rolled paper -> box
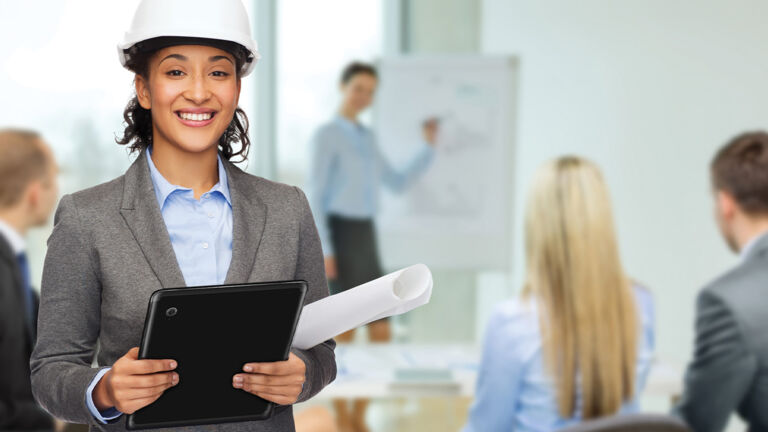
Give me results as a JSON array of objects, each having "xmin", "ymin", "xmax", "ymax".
[{"xmin": 291, "ymin": 264, "xmax": 433, "ymax": 350}]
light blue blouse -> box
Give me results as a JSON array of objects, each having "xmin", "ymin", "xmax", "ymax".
[
  {"xmin": 309, "ymin": 115, "xmax": 434, "ymax": 255},
  {"xmin": 86, "ymin": 148, "xmax": 233, "ymax": 423},
  {"xmin": 463, "ymin": 286, "xmax": 655, "ymax": 432}
]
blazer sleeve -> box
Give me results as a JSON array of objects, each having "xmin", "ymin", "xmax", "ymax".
[
  {"xmin": 29, "ymin": 194, "xmax": 109, "ymax": 426},
  {"xmin": 289, "ymin": 186, "xmax": 337, "ymax": 403},
  {"xmin": 673, "ymin": 290, "xmax": 758, "ymax": 432}
]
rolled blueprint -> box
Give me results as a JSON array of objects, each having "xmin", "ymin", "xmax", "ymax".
[{"xmin": 291, "ymin": 263, "xmax": 433, "ymax": 350}]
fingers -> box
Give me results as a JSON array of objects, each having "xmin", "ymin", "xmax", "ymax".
[
  {"xmin": 125, "ymin": 358, "xmax": 177, "ymax": 375},
  {"xmin": 243, "ymin": 353, "xmax": 305, "ymax": 376},
  {"xmin": 237, "ymin": 382, "xmax": 303, "ymax": 399},
  {"xmin": 126, "ymin": 347, "xmax": 140, "ymax": 360},
  {"xmin": 113, "ymin": 371, "xmax": 178, "ymax": 389},
  {"xmin": 123, "ymin": 380, "xmax": 177, "ymax": 400},
  {"xmin": 116, "ymin": 394, "xmax": 164, "ymax": 415},
  {"xmin": 252, "ymin": 391, "xmax": 299, "ymax": 406},
  {"xmin": 113, "ymin": 379, "xmax": 176, "ymax": 403},
  {"xmin": 118, "ymin": 347, "xmax": 177, "ymax": 375},
  {"xmin": 233, "ymin": 373, "xmax": 304, "ymax": 387},
  {"xmin": 242, "ymin": 361, "xmax": 289, "ymax": 375}
]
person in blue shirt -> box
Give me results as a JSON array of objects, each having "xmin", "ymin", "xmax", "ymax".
[
  {"xmin": 309, "ymin": 62, "xmax": 437, "ymax": 432},
  {"xmin": 463, "ymin": 156, "xmax": 655, "ymax": 432}
]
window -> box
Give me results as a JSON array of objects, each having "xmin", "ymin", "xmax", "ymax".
[{"xmin": 275, "ymin": 0, "xmax": 383, "ymax": 187}]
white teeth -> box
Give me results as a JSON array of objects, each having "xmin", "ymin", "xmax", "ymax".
[{"xmin": 179, "ymin": 112, "xmax": 212, "ymax": 121}]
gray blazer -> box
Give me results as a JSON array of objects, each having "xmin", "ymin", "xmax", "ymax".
[
  {"xmin": 674, "ymin": 233, "xmax": 768, "ymax": 432},
  {"xmin": 30, "ymin": 151, "xmax": 336, "ymax": 431}
]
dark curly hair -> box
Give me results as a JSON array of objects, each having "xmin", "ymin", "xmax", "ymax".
[{"xmin": 116, "ymin": 37, "xmax": 251, "ymax": 162}]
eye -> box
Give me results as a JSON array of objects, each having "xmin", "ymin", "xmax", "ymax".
[
  {"xmin": 211, "ymin": 71, "xmax": 230, "ymax": 77},
  {"xmin": 166, "ymin": 69, "xmax": 184, "ymax": 77}
]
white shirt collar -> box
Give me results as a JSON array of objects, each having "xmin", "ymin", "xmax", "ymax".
[
  {"xmin": 739, "ymin": 229, "xmax": 768, "ymax": 262},
  {"xmin": 0, "ymin": 218, "xmax": 25, "ymax": 255}
]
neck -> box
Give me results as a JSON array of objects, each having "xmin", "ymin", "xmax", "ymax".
[
  {"xmin": 734, "ymin": 216, "xmax": 768, "ymax": 252},
  {"xmin": 0, "ymin": 210, "xmax": 28, "ymax": 237},
  {"xmin": 151, "ymin": 143, "xmax": 219, "ymax": 200},
  {"xmin": 339, "ymin": 106, "xmax": 359, "ymax": 122}
]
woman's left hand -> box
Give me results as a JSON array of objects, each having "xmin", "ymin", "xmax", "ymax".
[{"xmin": 233, "ymin": 352, "xmax": 306, "ymax": 405}]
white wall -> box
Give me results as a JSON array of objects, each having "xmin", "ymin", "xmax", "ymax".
[{"xmin": 481, "ymin": 0, "xmax": 768, "ymax": 370}]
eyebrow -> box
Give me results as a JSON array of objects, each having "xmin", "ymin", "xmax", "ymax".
[
  {"xmin": 159, "ymin": 54, "xmax": 187, "ymax": 65},
  {"xmin": 209, "ymin": 55, "xmax": 234, "ymax": 65},
  {"xmin": 158, "ymin": 54, "xmax": 234, "ymax": 66}
]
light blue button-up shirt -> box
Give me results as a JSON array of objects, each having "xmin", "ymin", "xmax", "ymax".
[
  {"xmin": 309, "ymin": 115, "xmax": 435, "ymax": 255},
  {"xmin": 463, "ymin": 286, "xmax": 655, "ymax": 432},
  {"xmin": 86, "ymin": 148, "xmax": 233, "ymax": 423}
]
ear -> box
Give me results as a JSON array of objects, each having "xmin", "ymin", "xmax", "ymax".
[
  {"xmin": 134, "ymin": 74, "xmax": 152, "ymax": 110},
  {"xmin": 717, "ymin": 190, "xmax": 736, "ymax": 220},
  {"xmin": 25, "ymin": 181, "xmax": 41, "ymax": 209}
]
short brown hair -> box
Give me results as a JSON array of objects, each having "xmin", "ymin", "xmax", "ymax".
[
  {"xmin": 711, "ymin": 131, "xmax": 768, "ymax": 215},
  {"xmin": 0, "ymin": 129, "xmax": 50, "ymax": 209},
  {"xmin": 340, "ymin": 61, "xmax": 377, "ymax": 84}
]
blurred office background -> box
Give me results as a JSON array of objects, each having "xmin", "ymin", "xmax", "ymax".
[{"xmin": 2, "ymin": 0, "xmax": 767, "ymax": 430}]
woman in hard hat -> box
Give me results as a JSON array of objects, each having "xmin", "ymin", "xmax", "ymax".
[
  {"xmin": 29, "ymin": 0, "xmax": 335, "ymax": 430},
  {"xmin": 308, "ymin": 62, "xmax": 437, "ymax": 432}
]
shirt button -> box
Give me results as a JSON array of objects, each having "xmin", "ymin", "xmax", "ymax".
[
  {"xmin": 202, "ymin": 242, "xmax": 209, "ymax": 249},
  {"xmin": 208, "ymin": 212, "xmax": 215, "ymax": 218}
]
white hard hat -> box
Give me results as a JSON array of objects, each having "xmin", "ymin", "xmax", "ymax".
[{"xmin": 118, "ymin": 0, "xmax": 260, "ymax": 77}]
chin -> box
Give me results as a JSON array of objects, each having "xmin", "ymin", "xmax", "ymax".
[
  {"xmin": 170, "ymin": 129, "xmax": 223, "ymax": 154},
  {"xmin": 175, "ymin": 139, "xmax": 220, "ymax": 154}
]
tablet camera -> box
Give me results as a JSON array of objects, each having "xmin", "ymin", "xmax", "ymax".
[{"xmin": 165, "ymin": 307, "xmax": 178, "ymax": 317}]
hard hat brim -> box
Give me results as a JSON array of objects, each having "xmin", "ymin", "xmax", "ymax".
[{"xmin": 118, "ymin": 31, "xmax": 260, "ymax": 77}]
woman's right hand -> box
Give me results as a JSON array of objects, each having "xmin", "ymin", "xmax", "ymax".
[
  {"xmin": 324, "ymin": 256, "xmax": 337, "ymax": 280},
  {"xmin": 92, "ymin": 347, "xmax": 178, "ymax": 414}
]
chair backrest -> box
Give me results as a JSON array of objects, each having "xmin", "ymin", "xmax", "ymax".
[{"xmin": 556, "ymin": 414, "xmax": 691, "ymax": 432}]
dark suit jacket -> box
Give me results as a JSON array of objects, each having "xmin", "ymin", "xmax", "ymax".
[
  {"xmin": 0, "ymin": 233, "xmax": 53, "ymax": 430},
  {"xmin": 30, "ymin": 151, "xmax": 336, "ymax": 431},
  {"xmin": 674, "ymin": 233, "xmax": 768, "ymax": 432}
]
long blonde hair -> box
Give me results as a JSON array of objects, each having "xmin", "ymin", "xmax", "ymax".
[{"xmin": 523, "ymin": 156, "xmax": 637, "ymax": 419}]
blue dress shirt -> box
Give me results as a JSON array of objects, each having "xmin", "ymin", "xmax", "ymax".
[
  {"xmin": 463, "ymin": 286, "xmax": 655, "ymax": 432},
  {"xmin": 309, "ymin": 115, "xmax": 435, "ymax": 255},
  {"xmin": 86, "ymin": 148, "xmax": 233, "ymax": 423}
]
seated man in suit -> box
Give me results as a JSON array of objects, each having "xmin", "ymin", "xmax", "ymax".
[
  {"xmin": 0, "ymin": 129, "xmax": 59, "ymax": 430},
  {"xmin": 675, "ymin": 131, "xmax": 768, "ymax": 431}
]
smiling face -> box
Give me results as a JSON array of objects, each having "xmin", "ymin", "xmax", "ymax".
[{"xmin": 134, "ymin": 44, "xmax": 241, "ymax": 155}]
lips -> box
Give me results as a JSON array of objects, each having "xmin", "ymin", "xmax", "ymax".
[{"xmin": 175, "ymin": 109, "xmax": 217, "ymax": 127}]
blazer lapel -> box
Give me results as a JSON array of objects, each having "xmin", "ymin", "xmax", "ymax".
[
  {"xmin": 119, "ymin": 151, "xmax": 186, "ymax": 289},
  {"xmin": 222, "ymin": 161, "xmax": 266, "ymax": 284}
]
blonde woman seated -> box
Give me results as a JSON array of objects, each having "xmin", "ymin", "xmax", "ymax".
[{"xmin": 463, "ymin": 156, "xmax": 654, "ymax": 431}]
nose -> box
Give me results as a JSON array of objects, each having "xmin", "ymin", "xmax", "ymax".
[{"xmin": 183, "ymin": 74, "xmax": 211, "ymax": 105}]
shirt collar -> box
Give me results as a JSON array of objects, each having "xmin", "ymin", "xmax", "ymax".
[
  {"xmin": 146, "ymin": 147, "xmax": 232, "ymax": 209},
  {"xmin": 0, "ymin": 218, "xmax": 25, "ymax": 254},
  {"xmin": 334, "ymin": 114, "xmax": 366, "ymax": 135},
  {"xmin": 739, "ymin": 229, "xmax": 768, "ymax": 262}
]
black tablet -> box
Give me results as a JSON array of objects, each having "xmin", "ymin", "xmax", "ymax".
[{"xmin": 126, "ymin": 280, "xmax": 307, "ymax": 430}]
